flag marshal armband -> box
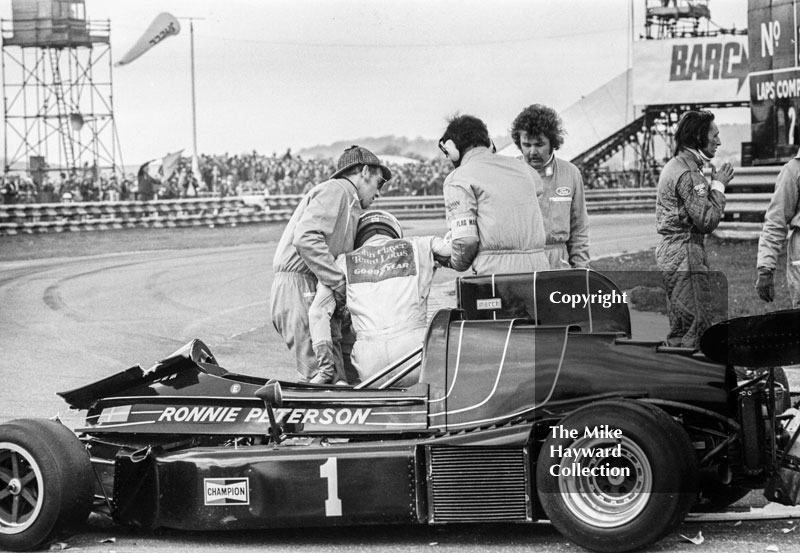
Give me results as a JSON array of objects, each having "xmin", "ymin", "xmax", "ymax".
[{"xmin": 450, "ymin": 216, "xmax": 478, "ymax": 239}]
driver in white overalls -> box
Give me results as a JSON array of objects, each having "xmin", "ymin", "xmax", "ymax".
[{"xmin": 308, "ymin": 211, "xmax": 451, "ymax": 385}]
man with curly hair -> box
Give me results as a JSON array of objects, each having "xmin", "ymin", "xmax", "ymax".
[
  {"xmin": 439, "ymin": 113, "xmax": 549, "ymax": 274},
  {"xmin": 511, "ymin": 104, "xmax": 590, "ymax": 269}
]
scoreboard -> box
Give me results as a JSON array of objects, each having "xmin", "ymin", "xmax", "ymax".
[{"xmin": 749, "ymin": 0, "xmax": 800, "ymax": 163}]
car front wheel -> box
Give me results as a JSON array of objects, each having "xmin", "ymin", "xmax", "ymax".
[{"xmin": 0, "ymin": 419, "xmax": 93, "ymax": 551}]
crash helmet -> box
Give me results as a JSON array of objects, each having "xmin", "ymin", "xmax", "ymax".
[{"xmin": 355, "ymin": 210, "xmax": 403, "ymax": 248}]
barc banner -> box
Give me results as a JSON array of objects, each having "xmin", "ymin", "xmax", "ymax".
[
  {"xmin": 633, "ymin": 35, "xmax": 749, "ymax": 105},
  {"xmin": 116, "ymin": 13, "xmax": 181, "ymax": 67}
]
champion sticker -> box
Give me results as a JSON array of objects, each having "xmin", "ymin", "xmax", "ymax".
[
  {"xmin": 204, "ymin": 478, "xmax": 250, "ymax": 506},
  {"xmin": 555, "ymin": 186, "xmax": 571, "ymax": 196}
]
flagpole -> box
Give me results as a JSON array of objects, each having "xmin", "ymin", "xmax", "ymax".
[
  {"xmin": 190, "ymin": 20, "xmax": 199, "ymax": 181},
  {"xmin": 179, "ymin": 17, "xmax": 204, "ymax": 184}
]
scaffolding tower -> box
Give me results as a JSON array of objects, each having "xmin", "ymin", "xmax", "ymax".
[
  {"xmin": 574, "ymin": 1, "xmax": 746, "ymax": 187},
  {"xmin": 643, "ymin": 0, "xmax": 713, "ymax": 40},
  {"xmin": 638, "ymin": 1, "xmax": 746, "ymax": 173},
  {"xmin": 1, "ymin": 0, "xmax": 123, "ymax": 191}
]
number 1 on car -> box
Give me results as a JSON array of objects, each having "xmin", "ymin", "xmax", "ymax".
[{"xmin": 319, "ymin": 457, "xmax": 342, "ymax": 516}]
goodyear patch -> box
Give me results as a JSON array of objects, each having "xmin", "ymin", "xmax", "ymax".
[
  {"xmin": 204, "ymin": 478, "xmax": 249, "ymax": 506},
  {"xmin": 346, "ymin": 239, "xmax": 417, "ymax": 284},
  {"xmin": 555, "ymin": 186, "xmax": 571, "ymax": 196}
]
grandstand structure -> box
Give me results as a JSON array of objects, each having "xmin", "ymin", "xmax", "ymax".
[
  {"xmin": 1, "ymin": 0, "xmax": 123, "ymax": 186},
  {"xmin": 550, "ymin": 0, "xmax": 748, "ymax": 187}
]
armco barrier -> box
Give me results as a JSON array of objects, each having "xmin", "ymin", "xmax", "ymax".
[
  {"xmin": 0, "ymin": 166, "xmax": 783, "ymax": 236},
  {"xmin": 724, "ymin": 166, "xmax": 780, "ymax": 192},
  {"xmin": 0, "ymin": 196, "xmax": 297, "ymax": 235}
]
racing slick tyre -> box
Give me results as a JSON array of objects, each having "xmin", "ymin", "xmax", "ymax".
[
  {"xmin": 536, "ymin": 400, "xmax": 698, "ymax": 553},
  {"xmin": 0, "ymin": 419, "xmax": 94, "ymax": 551}
]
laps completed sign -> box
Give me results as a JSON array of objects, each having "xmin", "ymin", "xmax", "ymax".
[
  {"xmin": 633, "ymin": 36, "xmax": 749, "ymax": 106},
  {"xmin": 746, "ymin": 0, "xmax": 800, "ymax": 164}
]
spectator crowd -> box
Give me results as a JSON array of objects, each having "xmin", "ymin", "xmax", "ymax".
[
  {"xmin": 196, "ymin": 149, "xmax": 451, "ymax": 198},
  {"xmin": 0, "ymin": 163, "xmax": 136, "ymax": 205},
  {"xmin": 0, "ymin": 149, "xmax": 454, "ymax": 204}
]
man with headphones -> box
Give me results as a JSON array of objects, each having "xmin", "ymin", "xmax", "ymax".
[
  {"xmin": 271, "ymin": 145, "xmax": 391, "ymax": 382},
  {"xmin": 655, "ymin": 110, "xmax": 734, "ymax": 348},
  {"xmin": 307, "ymin": 210, "xmax": 451, "ymax": 385},
  {"xmin": 439, "ymin": 114, "xmax": 550, "ymax": 274},
  {"xmin": 511, "ymin": 104, "xmax": 590, "ymax": 269}
]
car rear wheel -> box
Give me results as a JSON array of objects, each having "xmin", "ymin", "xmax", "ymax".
[
  {"xmin": 536, "ymin": 400, "xmax": 698, "ymax": 553},
  {"xmin": 0, "ymin": 419, "xmax": 94, "ymax": 551}
]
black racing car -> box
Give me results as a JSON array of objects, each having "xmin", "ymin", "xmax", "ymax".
[{"xmin": 1, "ymin": 270, "xmax": 799, "ymax": 552}]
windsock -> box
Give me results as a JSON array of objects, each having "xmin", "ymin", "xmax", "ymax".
[{"xmin": 116, "ymin": 13, "xmax": 181, "ymax": 67}]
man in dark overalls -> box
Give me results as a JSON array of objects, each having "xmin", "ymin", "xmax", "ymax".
[{"xmin": 655, "ymin": 110, "xmax": 734, "ymax": 348}]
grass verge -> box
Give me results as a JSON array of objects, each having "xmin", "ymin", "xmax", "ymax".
[{"xmin": 592, "ymin": 235, "xmax": 794, "ymax": 319}]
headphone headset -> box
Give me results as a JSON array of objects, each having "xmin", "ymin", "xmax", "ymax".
[
  {"xmin": 439, "ymin": 135, "xmax": 495, "ymax": 166},
  {"xmin": 439, "ymin": 138, "xmax": 460, "ymax": 163}
]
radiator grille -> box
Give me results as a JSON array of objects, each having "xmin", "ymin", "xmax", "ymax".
[{"xmin": 428, "ymin": 446, "xmax": 530, "ymax": 523}]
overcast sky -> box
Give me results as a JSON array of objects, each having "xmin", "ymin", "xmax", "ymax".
[{"xmin": 1, "ymin": 0, "xmax": 749, "ymax": 165}]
